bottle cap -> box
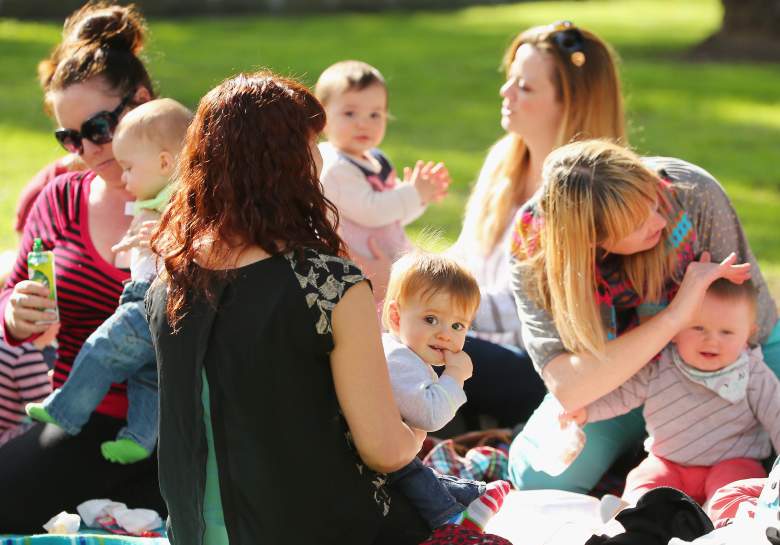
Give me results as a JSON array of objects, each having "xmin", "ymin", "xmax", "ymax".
[{"xmin": 32, "ymin": 238, "xmax": 43, "ymax": 252}]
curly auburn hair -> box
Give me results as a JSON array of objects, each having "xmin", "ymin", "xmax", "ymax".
[{"xmin": 152, "ymin": 71, "xmax": 344, "ymax": 328}]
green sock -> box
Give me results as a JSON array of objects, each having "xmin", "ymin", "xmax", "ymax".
[
  {"xmin": 101, "ymin": 438, "xmax": 151, "ymax": 464},
  {"xmin": 25, "ymin": 402, "xmax": 60, "ymax": 427}
]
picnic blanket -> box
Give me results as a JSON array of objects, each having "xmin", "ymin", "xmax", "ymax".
[{"xmin": 0, "ymin": 534, "xmax": 168, "ymax": 545}]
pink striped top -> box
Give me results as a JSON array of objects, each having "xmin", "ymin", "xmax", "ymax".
[
  {"xmin": 1, "ymin": 171, "xmax": 130, "ymax": 419},
  {"xmin": 0, "ymin": 339, "xmax": 50, "ymax": 441}
]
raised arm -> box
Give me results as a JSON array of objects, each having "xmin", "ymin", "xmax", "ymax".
[
  {"xmin": 321, "ymin": 162, "xmax": 425, "ymax": 228},
  {"xmin": 2, "ymin": 180, "xmax": 63, "ymax": 343},
  {"xmin": 329, "ymin": 280, "xmax": 425, "ymax": 473},
  {"xmin": 385, "ymin": 342, "xmax": 466, "ymax": 432},
  {"xmin": 514, "ymin": 253, "xmax": 751, "ymax": 411}
]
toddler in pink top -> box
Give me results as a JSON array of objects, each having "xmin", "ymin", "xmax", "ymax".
[{"xmin": 314, "ymin": 60, "xmax": 450, "ymax": 262}]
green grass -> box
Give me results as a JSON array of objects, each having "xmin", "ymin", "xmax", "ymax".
[{"xmin": 1, "ymin": 0, "xmax": 779, "ymax": 292}]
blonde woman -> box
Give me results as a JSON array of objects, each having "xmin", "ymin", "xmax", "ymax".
[
  {"xmin": 448, "ymin": 21, "xmax": 626, "ymax": 428},
  {"xmin": 507, "ymin": 140, "xmax": 780, "ymax": 493}
]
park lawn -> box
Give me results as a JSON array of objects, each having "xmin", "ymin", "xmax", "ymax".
[{"xmin": 1, "ymin": 0, "xmax": 779, "ymax": 293}]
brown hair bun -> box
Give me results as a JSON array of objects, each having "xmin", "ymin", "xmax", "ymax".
[
  {"xmin": 63, "ymin": 2, "xmax": 146, "ymax": 56},
  {"xmin": 38, "ymin": 2, "xmax": 154, "ymax": 110}
]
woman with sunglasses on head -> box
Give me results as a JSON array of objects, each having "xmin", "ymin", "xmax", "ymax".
[
  {"xmin": 445, "ymin": 22, "xmax": 625, "ymax": 432},
  {"xmin": 507, "ymin": 139, "xmax": 780, "ymax": 495},
  {"xmin": 0, "ymin": 3, "xmax": 165, "ymax": 531}
]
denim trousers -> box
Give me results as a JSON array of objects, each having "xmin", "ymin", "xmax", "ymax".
[
  {"xmin": 389, "ymin": 457, "xmax": 486, "ymax": 530},
  {"xmin": 43, "ymin": 280, "xmax": 158, "ymax": 451}
]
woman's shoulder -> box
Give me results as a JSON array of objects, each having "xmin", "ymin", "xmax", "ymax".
[
  {"xmin": 40, "ymin": 169, "xmax": 96, "ymax": 207},
  {"xmin": 285, "ymin": 248, "xmax": 362, "ymax": 276},
  {"xmin": 642, "ymin": 156, "xmax": 723, "ymax": 193},
  {"xmin": 50, "ymin": 168, "xmax": 95, "ymax": 187},
  {"xmin": 284, "ymin": 248, "xmax": 367, "ymax": 335},
  {"xmin": 643, "ymin": 156, "xmax": 731, "ymax": 212},
  {"xmin": 475, "ymin": 134, "xmax": 513, "ymax": 180}
]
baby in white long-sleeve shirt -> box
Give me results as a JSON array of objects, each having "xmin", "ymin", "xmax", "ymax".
[
  {"xmin": 380, "ymin": 251, "xmax": 511, "ymax": 532},
  {"xmin": 315, "ymin": 60, "xmax": 450, "ymax": 261}
]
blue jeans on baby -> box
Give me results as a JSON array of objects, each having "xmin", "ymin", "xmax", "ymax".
[
  {"xmin": 41, "ymin": 280, "xmax": 158, "ymax": 452},
  {"xmin": 389, "ymin": 457, "xmax": 486, "ymax": 530}
]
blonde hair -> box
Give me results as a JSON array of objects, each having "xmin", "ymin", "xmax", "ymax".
[
  {"xmin": 381, "ymin": 252, "xmax": 481, "ymax": 331},
  {"xmin": 526, "ymin": 140, "xmax": 674, "ymax": 358},
  {"xmin": 314, "ymin": 60, "xmax": 387, "ymax": 108},
  {"xmin": 464, "ymin": 23, "xmax": 626, "ymax": 254},
  {"xmin": 114, "ymin": 98, "xmax": 192, "ymax": 154}
]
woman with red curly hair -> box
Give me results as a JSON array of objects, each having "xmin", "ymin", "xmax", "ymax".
[{"xmin": 148, "ymin": 72, "xmax": 436, "ymax": 545}]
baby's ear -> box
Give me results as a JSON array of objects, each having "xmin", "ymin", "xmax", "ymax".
[
  {"xmin": 387, "ymin": 300, "xmax": 401, "ymax": 332},
  {"xmin": 748, "ymin": 323, "xmax": 759, "ymax": 346},
  {"xmin": 159, "ymin": 151, "xmax": 175, "ymax": 176}
]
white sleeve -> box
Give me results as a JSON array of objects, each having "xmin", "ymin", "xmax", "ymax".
[
  {"xmin": 471, "ymin": 285, "xmax": 522, "ymax": 335},
  {"xmin": 320, "ymin": 161, "xmax": 426, "ymax": 228},
  {"xmin": 385, "ymin": 343, "xmax": 467, "ymax": 432}
]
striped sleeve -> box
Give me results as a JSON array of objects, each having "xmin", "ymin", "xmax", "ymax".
[
  {"xmin": 586, "ymin": 363, "xmax": 654, "ymax": 422},
  {"xmin": 12, "ymin": 344, "xmax": 50, "ymax": 403},
  {"xmin": 0, "ymin": 340, "xmax": 50, "ymax": 434},
  {"xmin": 747, "ymin": 350, "xmax": 780, "ymax": 454}
]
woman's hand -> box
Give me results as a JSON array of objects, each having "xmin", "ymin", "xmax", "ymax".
[
  {"xmin": 666, "ymin": 252, "xmax": 751, "ymax": 329},
  {"xmin": 31, "ymin": 321, "xmax": 60, "ymax": 350},
  {"xmin": 4, "ymin": 281, "xmax": 58, "ymax": 341}
]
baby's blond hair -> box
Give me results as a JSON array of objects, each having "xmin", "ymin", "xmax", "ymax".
[
  {"xmin": 115, "ymin": 98, "xmax": 192, "ymax": 154},
  {"xmin": 382, "ymin": 252, "xmax": 481, "ymax": 331}
]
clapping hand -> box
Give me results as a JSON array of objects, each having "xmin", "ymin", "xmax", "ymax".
[{"xmin": 404, "ymin": 161, "xmax": 450, "ymax": 204}]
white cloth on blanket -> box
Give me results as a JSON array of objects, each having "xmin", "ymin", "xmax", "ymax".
[
  {"xmin": 485, "ymin": 490, "xmax": 624, "ymax": 545},
  {"xmin": 77, "ymin": 498, "xmax": 162, "ymax": 533},
  {"xmin": 114, "ymin": 507, "xmax": 162, "ymax": 534},
  {"xmin": 668, "ymin": 520, "xmax": 768, "ymax": 544},
  {"xmin": 78, "ymin": 499, "xmax": 127, "ymax": 526},
  {"xmin": 43, "ymin": 511, "xmax": 80, "ymax": 534}
]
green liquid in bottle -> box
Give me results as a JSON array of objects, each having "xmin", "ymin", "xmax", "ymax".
[{"xmin": 27, "ymin": 238, "xmax": 59, "ymax": 322}]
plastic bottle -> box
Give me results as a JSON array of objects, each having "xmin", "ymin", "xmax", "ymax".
[
  {"xmin": 27, "ymin": 237, "xmax": 59, "ymax": 322},
  {"xmin": 516, "ymin": 395, "xmax": 586, "ymax": 476}
]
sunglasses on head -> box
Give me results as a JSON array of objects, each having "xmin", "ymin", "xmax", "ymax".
[
  {"xmin": 546, "ymin": 21, "xmax": 587, "ymax": 67},
  {"xmin": 54, "ymin": 94, "xmax": 133, "ymax": 154}
]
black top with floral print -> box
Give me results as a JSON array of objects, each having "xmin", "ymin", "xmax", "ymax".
[{"xmin": 147, "ymin": 249, "xmax": 398, "ymax": 545}]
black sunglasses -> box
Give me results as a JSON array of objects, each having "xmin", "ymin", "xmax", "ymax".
[
  {"xmin": 54, "ymin": 94, "xmax": 133, "ymax": 154},
  {"xmin": 546, "ymin": 21, "xmax": 587, "ymax": 67}
]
